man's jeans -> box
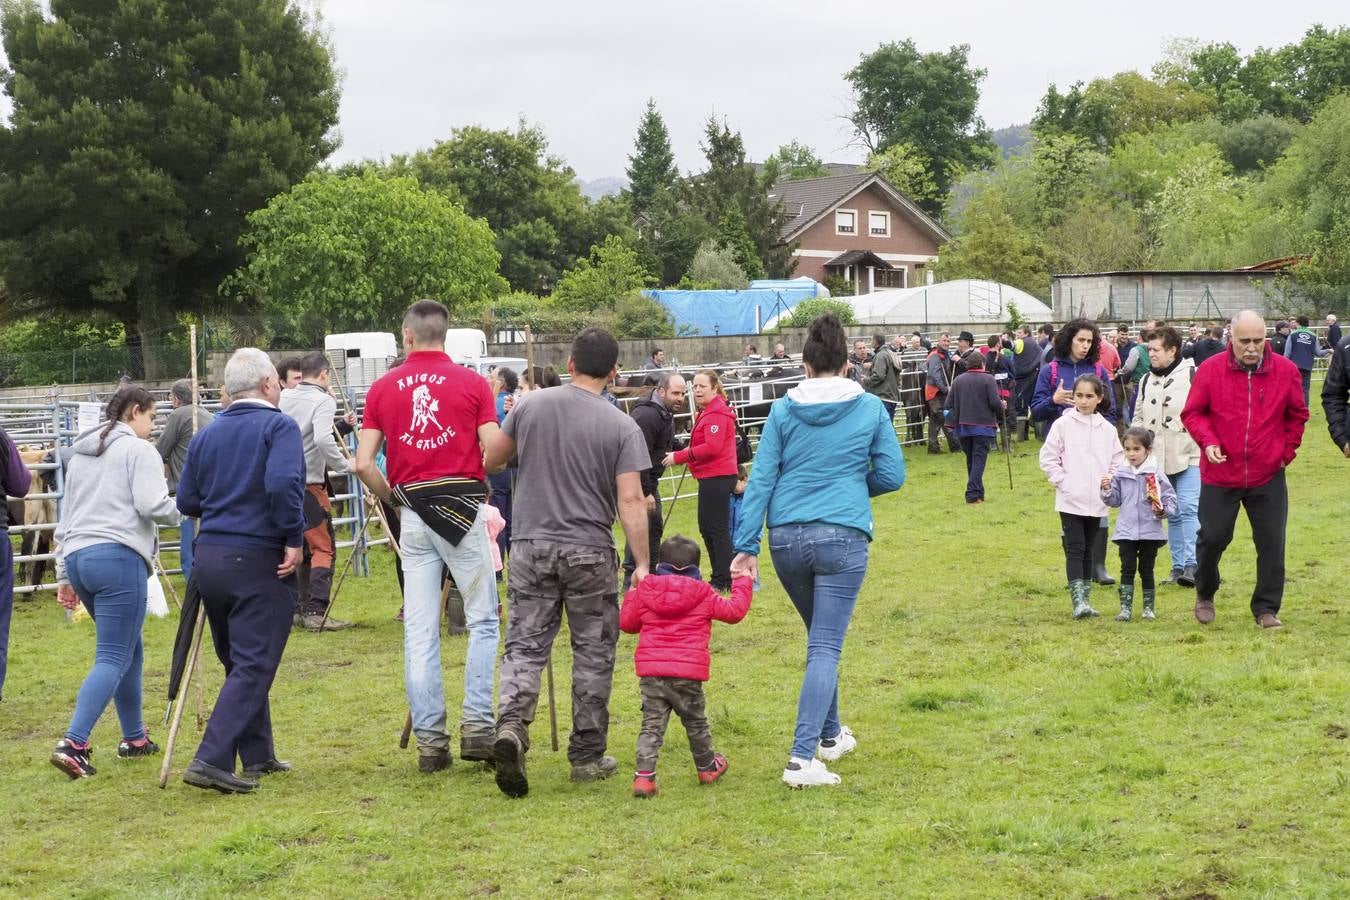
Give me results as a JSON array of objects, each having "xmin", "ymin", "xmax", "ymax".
[
  {"xmin": 623, "ymin": 495, "xmax": 663, "ymax": 586},
  {"xmin": 64, "ymin": 543, "xmax": 150, "ymax": 744},
  {"xmin": 497, "ymin": 540, "xmax": 619, "ymax": 765},
  {"xmin": 1195, "ymin": 470, "xmax": 1289, "ymax": 618},
  {"xmin": 400, "ymin": 505, "xmax": 499, "ymax": 749},
  {"xmin": 1166, "ymin": 465, "xmax": 1200, "ymax": 569},
  {"xmin": 179, "ymin": 516, "xmax": 196, "ymax": 580},
  {"xmin": 768, "ymin": 524, "xmax": 869, "ymax": 761}
]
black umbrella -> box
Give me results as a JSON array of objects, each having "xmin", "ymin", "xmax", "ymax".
[{"xmin": 164, "ymin": 576, "xmax": 203, "ymax": 724}]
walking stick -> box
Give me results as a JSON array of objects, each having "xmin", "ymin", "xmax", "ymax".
[
  {"xmin": 158, "ymin": 607, "xmax": 206, "ymax": 788},
  {"xmin": 1004, "ymin": 410, "xmax": 1015, "ymax": 491},
  {"xmin": 662, "ymin": 465, "xmax": 689, "ymax": 529},
  {"xmin": 546, "ymin": 654, "xmax": 559, "ymax": 751}
]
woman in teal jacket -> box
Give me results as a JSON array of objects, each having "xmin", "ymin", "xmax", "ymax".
[{"xmin": 731, "ymin": 313, "xmax": 904, "ymax": 788}]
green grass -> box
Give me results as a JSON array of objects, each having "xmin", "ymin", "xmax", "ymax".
[{"xmin": 3, "ymin": 407, "xmax": 1348, "ymax": 898}]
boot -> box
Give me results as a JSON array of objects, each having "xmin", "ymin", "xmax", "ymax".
[
  {"xmin": 1069, "ymin": 579, "xmax": 1100, "ymax": 619},
  {"xmin": 1141, "ymin": 589, "xmax": 1156, "ymax": 620},
  {"xmin": 1115, "ymin": 584, "xmax": 1134, "ymax": 621},
  {"xmin": 1016, "ymin": 416, "xmax": 1030, "ymax": 442},
  {"xmin": 1092, "ymin": 531, "xmax": 1115, "ymax": 585}
]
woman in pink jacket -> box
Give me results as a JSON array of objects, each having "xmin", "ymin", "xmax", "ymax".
[
  {"xmin": 1039, "ymin": 374, "xmax": 1124, "ymax": 620},
  {"xmin": 663, "ymin": 370, "xmax": 739, "ymax": 591}
]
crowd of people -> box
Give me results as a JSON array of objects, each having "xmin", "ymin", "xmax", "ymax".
[{"xmin": 3, "ymin": 299, "xmax": 1345, "ymax": 796}]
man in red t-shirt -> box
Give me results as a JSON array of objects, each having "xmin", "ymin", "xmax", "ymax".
[{"xmin": 354, "ymin": 300, "xmax": 501, "ymax": 774}]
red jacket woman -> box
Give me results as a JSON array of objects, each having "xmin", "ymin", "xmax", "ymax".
[
  {"xmin": 664, "ymin": 371, "xmax": 740, "ymax": 590},
  {"xmin": 672, "ymin": 393, "xmax": 738, "ymax": 478},
  {"xmin": 620, "ymin": 572, "xmax": 753, "ymax": 680}
]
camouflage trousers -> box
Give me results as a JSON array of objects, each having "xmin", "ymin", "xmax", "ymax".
[
  {"xmin": 636, "ymin": 676, "xmax": 715, "ymax": 773},
  {"xmin": 496, "ymin": 540, "xmax": 619, "ymax": 765}
]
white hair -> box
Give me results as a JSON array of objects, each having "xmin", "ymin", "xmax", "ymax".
[{"xmin": 224, "ymin": 348, "xmax": 277, "ymax": 398}]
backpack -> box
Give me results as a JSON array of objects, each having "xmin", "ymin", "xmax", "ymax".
[
  {"xmin": 1048, "ymin": 360, "xmax": 1110, "ymax": 400},
  {"xmin": 734, "ymin": 417, "xmax": 753, "ymax": 464}
]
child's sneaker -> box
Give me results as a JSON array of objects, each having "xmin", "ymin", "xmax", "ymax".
[
  {"xmin": 697, "ymin": 753, "xmax": 728, "ymax": 784},
  {"xmin": 632, "ymin": 772, "xmax": 658, "ymax": 798},
  {"xmin": 817, "ymin": 725, "xmax": 856, "ymax": 762},
  {"xmin": 51, "ymin": 739, "xmax": 96, "ymax": 779},
  {"xmin": 117, "ymin": 736, "xmax": 160, "ymax": 758},
  {"xmin": 782, "ymin": 756, "xmax": 841, "ymax": 788}
]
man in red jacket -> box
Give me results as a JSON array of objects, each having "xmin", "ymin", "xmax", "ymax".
[{"xmin": 1180, "ymin": 310, "xmax": 1309, "ymax": 628}]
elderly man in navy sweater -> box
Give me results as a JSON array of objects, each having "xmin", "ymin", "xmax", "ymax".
[{"xmin": 176, "ymin": 348, "xmax": 306, "ymax": 793}]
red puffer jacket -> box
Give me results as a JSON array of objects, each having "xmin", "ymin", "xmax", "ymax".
[
  {"xmin": 619, "ymin": 573, "xmax": 753, "ymax": 681},
  {"xmin": 1180, "ymin": 345, "xmax": 1309, "ymax": 489},
  {"xmin": 672, "ymin": 394, "xmax": 738, "ymax": 479}
]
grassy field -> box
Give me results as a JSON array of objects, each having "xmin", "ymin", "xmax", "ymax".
[{"xmin": 2, "ymin": 406, "xmax": 1347, "ymax": 899}]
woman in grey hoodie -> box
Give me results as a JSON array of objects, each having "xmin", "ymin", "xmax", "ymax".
[{"xmin": 50, "ymin": 386, "xmax": 181, "ymax": 779}]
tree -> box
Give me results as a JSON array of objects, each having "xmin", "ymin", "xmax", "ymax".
[
  {"xmin": 0, "ymin": 0, "xmax": 339, "ymax": 376},
  {"xmin": 682, "ymin": 240, "xmax": 749, "ymax": 289},
  {"xmin": 1030, "ymin": 134, "xmax": 1105, "ymax": 227},
  {"xmin": 625, "ymin": 99, "xmax": 679, "ymax": 219},
  {"xmin": 780, "ymin": 298, "xmax": 856, "ymax": 328},
  {"xmin": 397, "ymin": 121, "xmax": 627, "ymax": 293},
  {"xmin": 763, "ymin": 141, "xmax": 828, "ymax": 181},
  {"xmin": 226, "ymin": 172, "xmax": 505, "ymax": 346},
  {"xmin": 714, "ymin": 204, "xmax": 765, "ymax": 280},
  {"xmin": 866, "ymin": 143, "xmax": 940, "ymax": 210},
  {"xmin": 932, "ymin": 194, "xmax": 1049, "ymax": 298},
  {"xmin": 845, "ymin": 40, "xmax": 997, "ymax": 211},
  {"xmin": 1183, "ymin": 27, "xmax": 1350, "ymax": 123},
  {"xmin": 1149, "ymin": 155, "xmax": 1257, "ymax": 269},
  {"xmin": 684, "ymin": 117, "xmax": 792, "ymax": 278},
  {"xmin": 551, "ymin": 235, "xmax": 654, "ymax": 312},
  {"xmin": 1032, "ymin": 72, "xmax": 1214, "ymax": 148}
]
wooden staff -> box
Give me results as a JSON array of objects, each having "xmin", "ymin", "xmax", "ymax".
[
  {"xmin": 523, "ymin": 326, "xmax": 559, "ymax": 753},
  {"xmin": 159, "ymin": 594, "xmax": 205, "ymax": 788}
]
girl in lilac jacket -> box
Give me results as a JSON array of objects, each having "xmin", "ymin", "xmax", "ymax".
[{"xmin": 1102, "ymin": 427, "xmax": 1178, "ymax": 622}]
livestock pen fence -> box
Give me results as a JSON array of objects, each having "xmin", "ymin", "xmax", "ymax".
[{"xmin": 2, "ymin": 386, "xmax": 381, "ymax": 597}]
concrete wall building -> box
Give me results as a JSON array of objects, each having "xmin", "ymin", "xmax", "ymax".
[{"xmin": 1052, "ymin": 261, "xmax": 1298, "ymax": 323}]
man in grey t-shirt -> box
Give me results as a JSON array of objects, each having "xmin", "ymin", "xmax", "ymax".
[
  {"xmin": 484, "ymin": 327, "xmax": 651, "ymax": 798},
  {"xmin": 157, "ymin": 378, "xmax": 214, "ymax": 578}
]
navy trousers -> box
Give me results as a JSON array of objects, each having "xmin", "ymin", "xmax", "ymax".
[
  {"xmin": 192, "ymin": 543, "xmax": 297, "ymax": 772},
  {"xmin": 0, "ymin": 540, "xmax": 12, "ymax": 701}
]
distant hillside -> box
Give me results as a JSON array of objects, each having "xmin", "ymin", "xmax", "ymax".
[
  {"xmin": 576, "ymin": 176, "xmax": 627, "ymax": 200},
  {"xmin": 992, "ymin": 124, "xmax": 1032, "ymax": 158}
]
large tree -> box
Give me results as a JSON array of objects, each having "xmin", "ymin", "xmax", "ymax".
[
  {"xmin": 226, "ymin": 172, "xmax": 505, "ymax": 347},
  {"xmin": 845, "ymin": 40, "xmax": 997, "ymax": 212},
  {"xmin": 763, "ymin": 140, "xmax": 828, "ymax": 182},
  {"xmin": 397, "ymin": 121, "xmax": 629, "ymax": 293},
  {"xmin": 0, "ymin": 0, "xmax": 339, "ymax": 376},
  {"xmin": 684, "ymin": 117, "xmax": 791, "ymax": 278},
  {"xmin": 624, "ymin": 99, "xmax": 678, "ymax": 219}
]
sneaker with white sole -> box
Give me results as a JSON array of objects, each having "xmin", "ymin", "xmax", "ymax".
[
  {"xmin": 817, "ymin": 725, "xmax": 856, "ymax": 762},
  {"xmin": 782, "ymin": 756, "xmax": 841, "ymax": 788}
]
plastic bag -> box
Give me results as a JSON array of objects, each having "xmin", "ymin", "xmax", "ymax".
[{"xmin": 146, "ymin": 575, "xmax": 169, "ymax": 618}]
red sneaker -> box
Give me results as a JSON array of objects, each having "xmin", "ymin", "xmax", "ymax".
[
  {"xmin": 632, "ymin": 773, "xmax": 658, "ymax": 798},
  {"xmin": 697, "ymin": 753, "xmax": 728, "ymax": 784}
]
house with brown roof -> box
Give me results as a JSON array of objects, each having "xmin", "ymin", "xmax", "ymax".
[{"xmin": 769, "ymin": 172, "xmax": 950, "ymax": 294}]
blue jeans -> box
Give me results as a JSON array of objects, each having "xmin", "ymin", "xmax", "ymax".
[
  {"xmin": 400, "ymin": 506, "xmax": 500, "ymax": 745},
  {"xmin": 1167, "ymin": 465, "xmax": 1200, "ymax": 569},
  {"xmin": 768, "ymin": 524, "xmax": 869, "ymax": 760},
  {"xmin": 179, "ymin": 516, "xmax": 197, "ymax": 579},
  {"xmin": 65, "ymin": 543, "xmax": 149, "ymax": 744}
]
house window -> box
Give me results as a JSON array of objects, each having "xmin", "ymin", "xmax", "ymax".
[
  {"xmin": 869, "ymin": 211, "xmax": 890, "ymax": 237},
  {"xmin": 835, "ymin": 209, "xmax": 856, "ymax": 234},
  {"xmin": 875, "ymin": 267, "xmax": 906, "ymax": 289}
]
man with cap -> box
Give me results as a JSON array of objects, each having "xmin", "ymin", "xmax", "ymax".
[
  {"xmin": 157, "ymin": 378, "xmax": 215, "ymax": 579},
  {"xmin": 952, "ymin": 331, "xmax": 980, "ymax": 375}
]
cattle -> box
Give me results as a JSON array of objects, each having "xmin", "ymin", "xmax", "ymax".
[{"xmin": 8, "ymin": 447, "xmax": 58, "ymax": 591}]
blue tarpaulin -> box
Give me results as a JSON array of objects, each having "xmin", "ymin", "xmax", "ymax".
[{"xmin": 643, "ymin": 288, "xmax": 819, "ymax": 335}]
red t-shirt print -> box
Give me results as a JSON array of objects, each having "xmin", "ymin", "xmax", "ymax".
[{"xmin": 363, "ymin": 351, "xmax": 496, "ymax": 485}]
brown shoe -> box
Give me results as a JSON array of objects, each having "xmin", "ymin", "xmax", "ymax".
[
  {"xmin": 1194, "ymin": 596, "xmax": 1216, "ymax": 624},
  {"xmin": 1256, "ymin": 613, "xmax": 1283, "ymax": 629}
]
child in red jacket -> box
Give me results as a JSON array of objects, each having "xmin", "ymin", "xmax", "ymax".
[{"xmin": 619, "ymin": 535, "xmax": 752, "ymax": 798}]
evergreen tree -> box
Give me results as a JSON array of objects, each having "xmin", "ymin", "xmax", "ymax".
[
  {"xmin": 715, "ymin": 204, "xmax": 765, "ymax": 280},
  {"xmin": 0, "ymin": 0, "xmax": 339, "ymax": 376},
  {"xmin": 625, "ymin": 99, "xmax": 679, "ymax": 219}
]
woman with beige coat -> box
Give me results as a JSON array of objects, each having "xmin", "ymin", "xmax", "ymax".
[{"xmin": 1132, "ymin": 326, "xmax": 1201, "ymax": 586}]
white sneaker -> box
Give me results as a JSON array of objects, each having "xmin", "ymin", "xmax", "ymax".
[
  {"xmin": 817, "ymin": 725, "xmax": 856, "ymax": 762},
  {"xmin": 782, "ymin": 757, "xmax": 841, "ymax": 788}
]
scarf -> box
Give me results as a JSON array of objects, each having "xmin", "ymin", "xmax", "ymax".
[
  {"xmin": 392, "ymin": 476, "xmax": 486, "ymax": 547},
  {"xmin": 1149, "ymin": 356, "xmax": 1182, "ymax": 378}
]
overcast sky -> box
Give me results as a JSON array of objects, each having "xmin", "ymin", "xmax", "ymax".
[{"xmin": 3, "ymin": 1, "xmax": 1346, "ymax": 180}]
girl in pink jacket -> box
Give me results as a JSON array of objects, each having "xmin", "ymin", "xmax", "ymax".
[{"xmin": 1039, "ymin": 374, "xmax": 1124, "ymax": 619}]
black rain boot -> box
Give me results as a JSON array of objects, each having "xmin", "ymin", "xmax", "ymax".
[
  {"xmin": 1092, "ymin": 531, "xmax": 1115, "ymax": 585},
  {"xmin": 1016, "ymin": 416, "xmax": 1030, "ymax": 442}
]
